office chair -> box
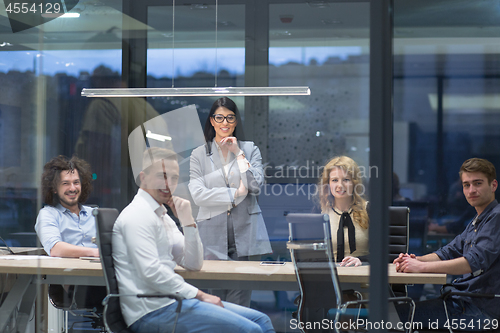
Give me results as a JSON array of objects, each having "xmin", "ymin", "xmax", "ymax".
[
  {"xmin": 389, "ymin": 206, "xmax": 410, "ymax": 297},
  {"xmin": 93, "ymin": 208, "xmax": 183, "ymax": 333},
  {"xmin": 48, "ymin": 285, "xmax": 105, "ymax": 332},
  {"xmin": 47, "ymin": 204, "xmax": 106, "ymax": 333},
  {"xmin": 286, "ymin": 213, "xmax": 416, "ymax": 333},
  {"xmin": 389, "ymin": 206, "xmax": 410, "ymax": 262},
  {"xmin": 438, "ymin": 286, "xmax": 500, "ymax": 333},
  {"xmin": 392, "ymin": 201, "xmax": 429, "ymax": 256}
]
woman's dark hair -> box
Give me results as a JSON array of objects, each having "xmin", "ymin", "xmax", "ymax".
[
  {"xmin": 203, "ymin": 97, "xmax": 244, "ymax": 143},
  {"xmin": 41, "ymin": 155, "xmax": 93, "ymax": 206}
]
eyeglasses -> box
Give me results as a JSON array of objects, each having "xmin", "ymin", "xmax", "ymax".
[{"xmin": 212, "ymin": 114, "xmax": 236, "ymax": 123}]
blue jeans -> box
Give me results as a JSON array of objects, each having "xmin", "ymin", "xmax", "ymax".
[
  {"xmin": 130, "ymin": 299, "xmax": 275, "ymax": 333},
  {"xmin": 397, "ymin": 297, "xmax": 496, "ymax": 331}
]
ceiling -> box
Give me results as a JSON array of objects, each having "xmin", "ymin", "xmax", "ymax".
[{"xmin": 0, "ymin": 0, "xmax": 499, "ymax": 53}]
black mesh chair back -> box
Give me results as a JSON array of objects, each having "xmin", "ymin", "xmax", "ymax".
[
  {"xmin": 93, "ymin": 208, "xmax": 132, "ymax": 333},
  {"xmin": 389, "ymin": 206, "xmax": 410, "ymax": 297},
  {"xmin": 393, "ymin": 201, "xmax": 429, "ymax": 255},
  {"xmin": 388, "ymin": 206, "xmax": 410, "ymax": 262},
  {"xmin": 286, "ymin": 213, "xmax": 343, "ymax": 331}
]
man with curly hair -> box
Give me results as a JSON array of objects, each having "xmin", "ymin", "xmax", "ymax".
[
  {"xmin": 35, "ymin": 155, "xmax": 98, "ymax": 258},
  {"xmin": 35, "ymin": 155, "xmax": 106, "ymax": 311}
]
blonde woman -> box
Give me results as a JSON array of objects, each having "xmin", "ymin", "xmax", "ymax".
[{"xmin": 318, "ymin": 156, "xmax": 369, "ymax": 267}]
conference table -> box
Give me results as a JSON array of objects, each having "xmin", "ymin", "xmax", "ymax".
[
  {"xmin": 0, "ymin": 255, "xmax": 447, "ymax": 333},
  {"xmin": 0, "ymin": 256, "xmax": 447, "ymax": 288}
]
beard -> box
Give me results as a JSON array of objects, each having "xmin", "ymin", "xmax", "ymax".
[{"xmin": 58, "ymin": 191, "xmax": 80, "ymax": 208}]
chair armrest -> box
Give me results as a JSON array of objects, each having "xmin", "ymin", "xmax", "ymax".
[
  {"xmin": 441, "ymin": 290, "xmax": 499, "ymax": 301},
  {"xmin": 340, "ymin": 296, "xmax": 415, "ymax": 333},
  {"xmin": 343, "ymin": 289, "xmax": 363, "ymax": 301},
  {"xmin": 137, "ymin": 293, "xmax": 184, "ymax": 302},
  {"xmin": 440, "ymin": 283, "xmax": 454, "ymax": 295},
  {"xmin": 343, "ymin": 296, "xmax": 414, "ymax": 308},
  {"xmin": 103, "ymin": 293, "xmax": 184, "ymax": 313},
  {"xmin": 287, "ymin": 241, "xmax": 327, "ymax": 251}
]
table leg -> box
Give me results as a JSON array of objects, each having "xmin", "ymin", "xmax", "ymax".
[{"xmin": 35, "ymin": 284, "xmax": 48, "ymax": 333}]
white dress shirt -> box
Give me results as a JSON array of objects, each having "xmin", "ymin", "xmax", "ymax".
[{"xmin": 113, "ymin": 189, "xmax": 203, "ymax": 326}]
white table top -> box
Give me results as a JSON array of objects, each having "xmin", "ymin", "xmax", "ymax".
[{"xmin": 0, "ymin": 256, "xmax": 447, "ymax": 285}]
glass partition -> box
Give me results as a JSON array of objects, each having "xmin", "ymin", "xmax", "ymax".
[
  {"xmin": 0, "ymin": 1, "xmax": 125, "ymax": 332},
  {"xmin": 265, "ymin": 2, "xmax": 370, "ymax": 267},
  {"xmin": 393, "ymin": 0, "xmax": 500, "ymax": 302},
  {"xmin": 0, "ymin": 0, "xmax": 372, "ymax": 331},
  {"xmin": 3, "ymin": 0, "xmax": 499, "ymax": 331}
]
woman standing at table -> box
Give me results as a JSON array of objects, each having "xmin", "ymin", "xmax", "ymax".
[
  {"xmin": 188, "ymin": 97, "xmax": 272, "ymax": 307},
  {"xmin": 318, "ymin": 156, "xmax": 369, "ymax": 266}
]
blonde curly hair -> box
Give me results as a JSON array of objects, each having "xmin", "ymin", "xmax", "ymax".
[{"xmin": 318, "ymin": 156, "xmax": 369, "ymax": 229}]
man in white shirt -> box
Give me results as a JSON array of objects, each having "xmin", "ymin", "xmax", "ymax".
[{"xmin": 113, "ymin": 147, "xmax": 274, "ymax": 332}]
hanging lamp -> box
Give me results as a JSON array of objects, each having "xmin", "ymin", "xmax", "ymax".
[{"xmin": 81, "ymin": 0, "xmax": 310, "ymax": 98}]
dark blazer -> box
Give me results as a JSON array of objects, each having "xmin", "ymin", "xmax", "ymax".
[{"xmin": 188, "ymin": 140, "xmax": 272, "ymax": 259}]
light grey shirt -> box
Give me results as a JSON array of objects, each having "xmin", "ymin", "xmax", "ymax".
[
  {"xmin": 35, "ymin": 204, "xmax": 96, "ymax": 256},
  {"xmin": 113, "ymin": 189, "xmax": 203, "ymax": 326}
]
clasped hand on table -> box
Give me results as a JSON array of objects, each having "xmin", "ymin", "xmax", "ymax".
[{"xmin": 393, "ymin": 253, "xmax": 424, "ymax": 273}]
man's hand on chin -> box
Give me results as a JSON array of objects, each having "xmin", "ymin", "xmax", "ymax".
[{"xmin": 173, "ymin": 196, "xmax": 196, "ymax": 227}]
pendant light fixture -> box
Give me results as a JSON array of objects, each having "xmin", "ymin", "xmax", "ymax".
[{"xmin": 82, "ymin": 0, "xmax": 310, "ymax": 98}]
